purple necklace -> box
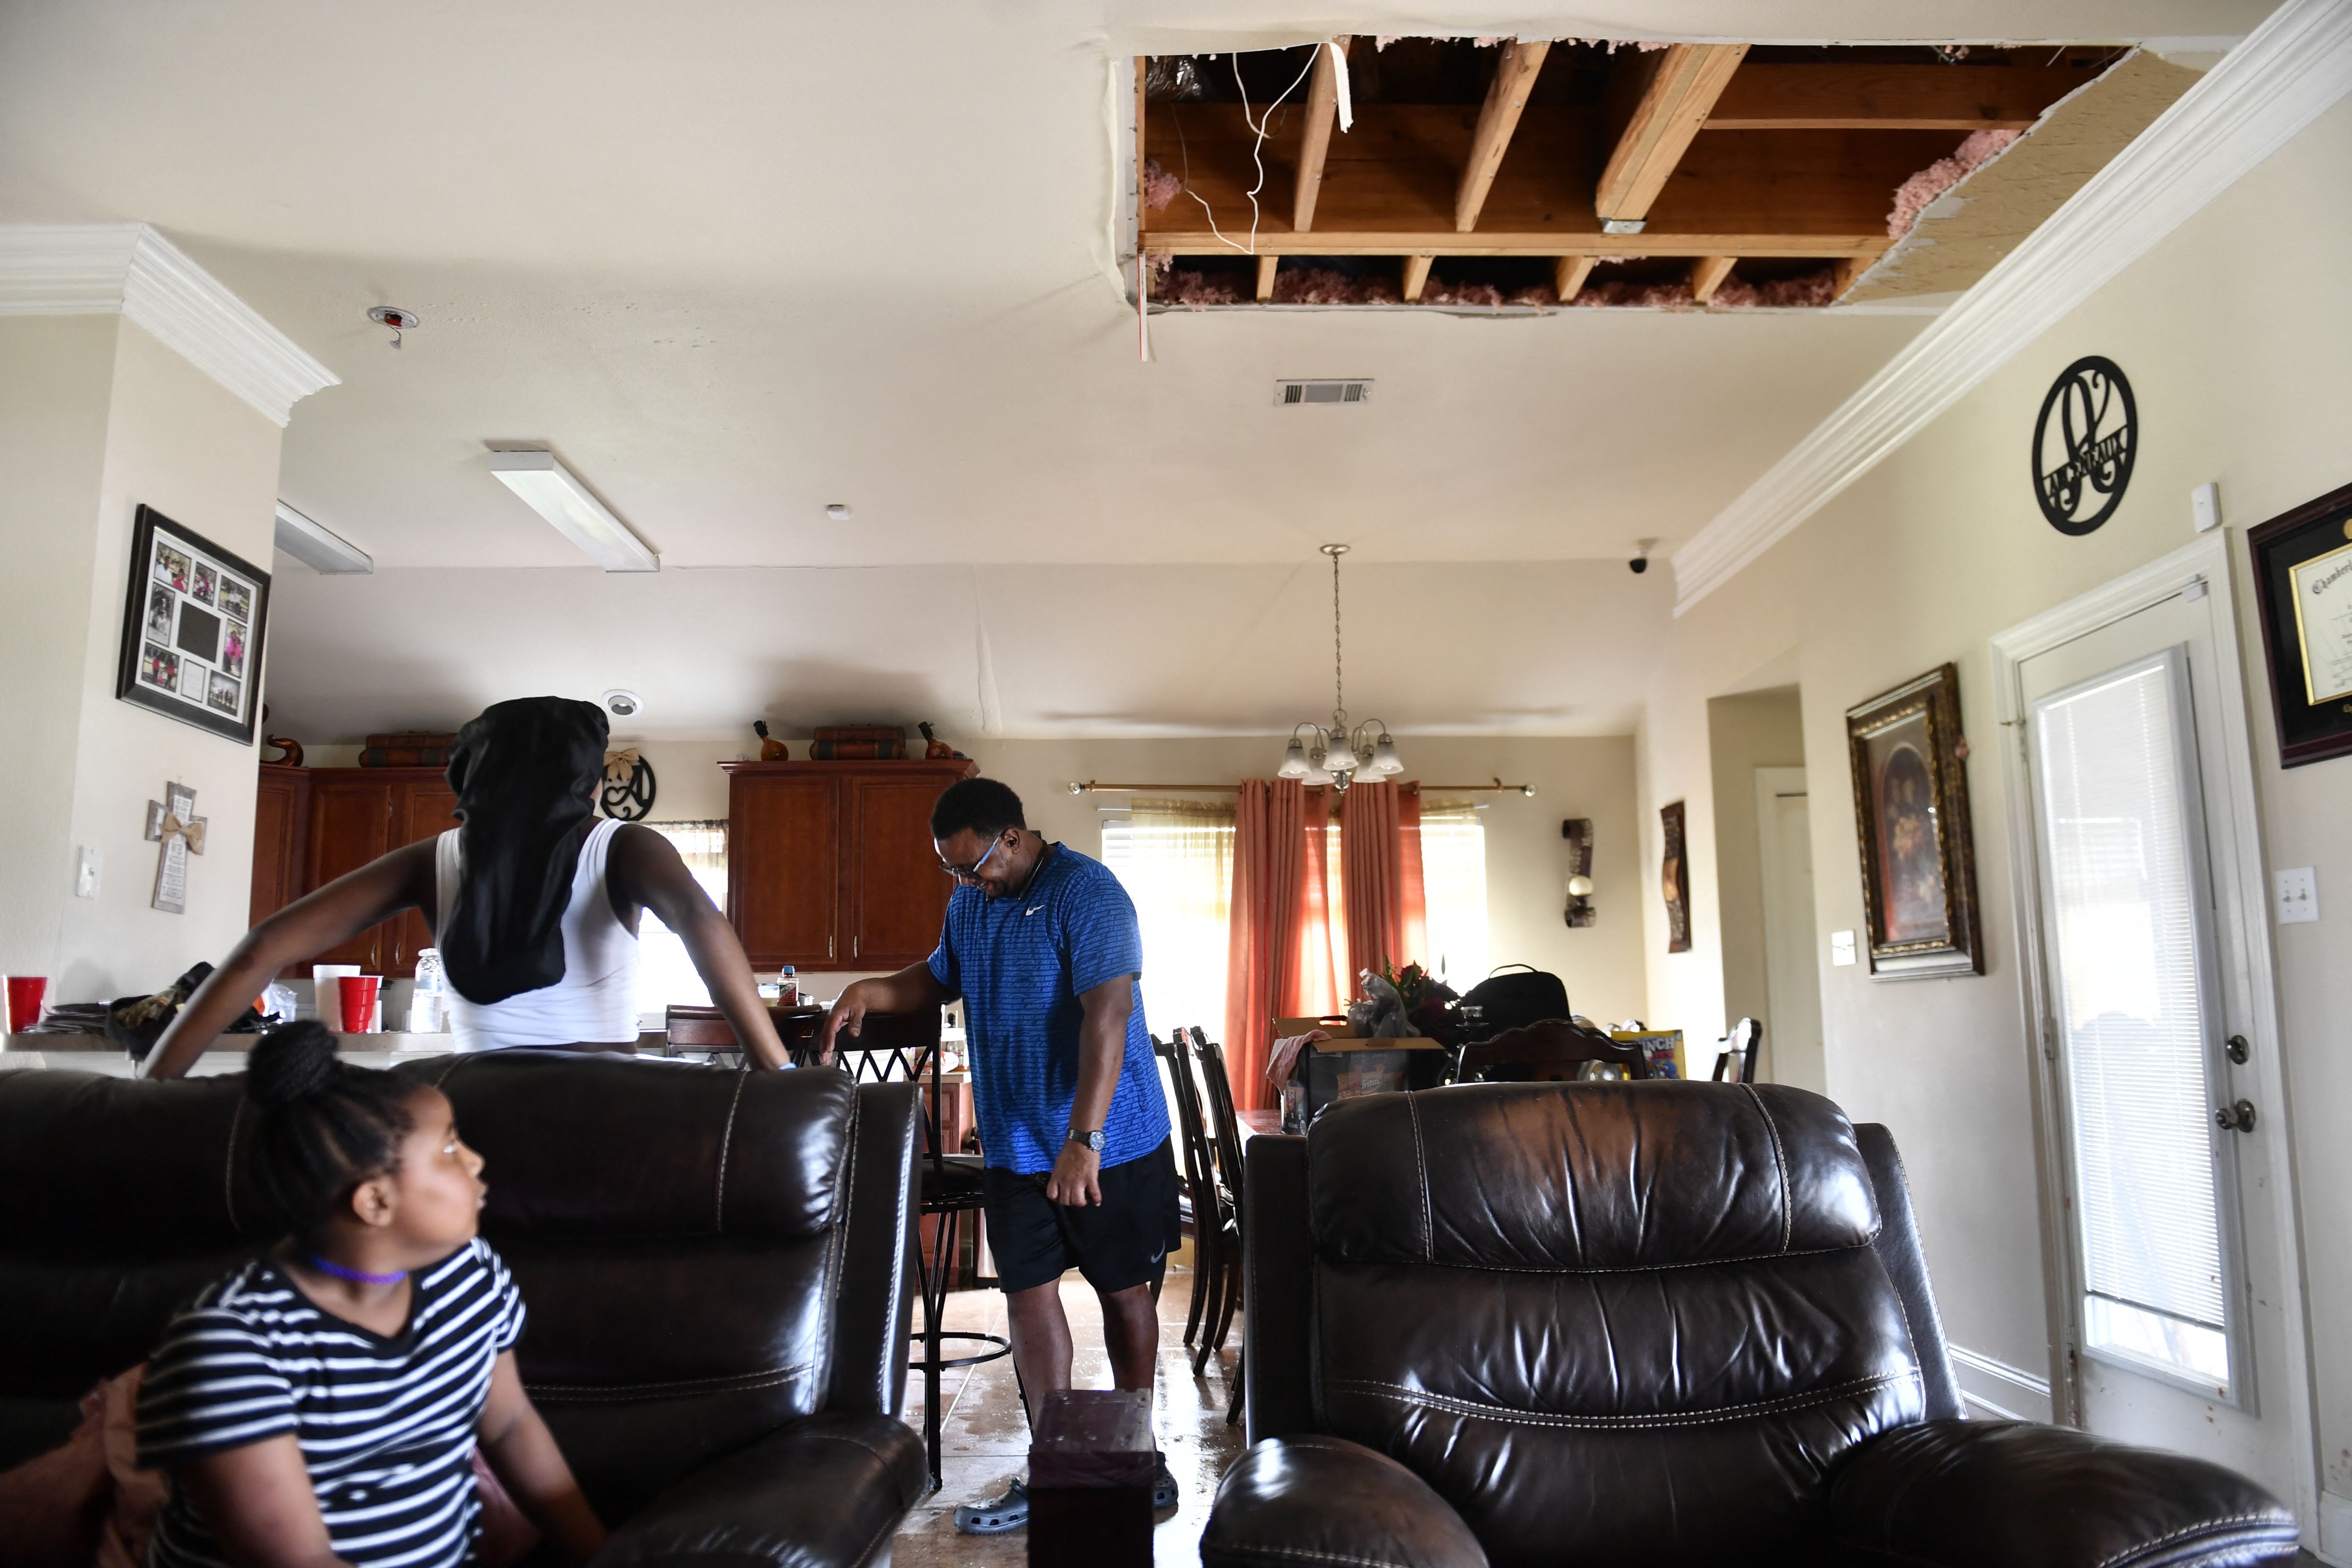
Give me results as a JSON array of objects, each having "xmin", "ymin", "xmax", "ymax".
[{"xmin": 304, "ymin": 1252, "xmax": 407, "ymax": 1287}]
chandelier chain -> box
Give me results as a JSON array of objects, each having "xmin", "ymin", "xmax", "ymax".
[{"xmin": 1331, "ymin": 545, "xmax": 1345, "ymax": 731}]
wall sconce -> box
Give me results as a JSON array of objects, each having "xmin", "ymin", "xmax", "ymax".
[{"xmin": 1563, "ymin": 818, "xmax": 1595, "ymax": 927}]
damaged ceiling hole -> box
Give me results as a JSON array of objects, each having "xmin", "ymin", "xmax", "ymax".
[{"xmin": 1137, "ymin": 38, "xmax": 2163, "ymax": 311}]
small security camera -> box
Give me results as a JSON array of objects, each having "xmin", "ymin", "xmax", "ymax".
[{"xmin": 1629, "ymin": 556, "xmax": 1648, "ymax": 574}]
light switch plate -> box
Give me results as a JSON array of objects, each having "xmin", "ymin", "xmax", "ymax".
[
  {"xmin": 2276, "ymin": 866, "xmax": 2319, "ymax": 924},
  {"xmin": 1831, "ymin": 930, "xmax": 1857, "ymax": 966},
  {"xmin": 2191, "ymin": 481, "xmax": 2222, "ymax": 534},
  {"xmin": 74, "ymin": 846, "xmax": 101, "ymax": 898}
]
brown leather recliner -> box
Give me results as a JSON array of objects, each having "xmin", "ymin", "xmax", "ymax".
[
  {"xmin": 1209, "ymin": 1081, "xmax": 2300, "ymax": 1568},
  {"xmin": 0, "ymin": 1052, "xmax": 928, "ymax": 1568}
]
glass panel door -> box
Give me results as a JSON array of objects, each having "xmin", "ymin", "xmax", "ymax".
[{"xmin": 2029, "ymin": 645, "xmax": 2242, "ymax": 1399}]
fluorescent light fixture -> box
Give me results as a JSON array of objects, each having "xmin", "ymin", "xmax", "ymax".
[
  {"xmin": 273, "ymin": 501, "xmax": 373, "ymax": 574},
  {"xmin": 487, "ymin": 449, "xmax": 658, "ymax": 572}
]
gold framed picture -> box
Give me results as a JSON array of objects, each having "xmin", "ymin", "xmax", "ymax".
[
  {"xmin": 2248, "ymin": 479, "xmax": 2352, "ymax": 768},
  {"xmin": 1845, "ymin": 664, "xmax": 1983, "ymax": 980}
]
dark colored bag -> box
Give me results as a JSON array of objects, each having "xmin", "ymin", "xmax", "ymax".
[{"xmin": 1457, "ymin": 965, "xmax": 1571, "ymax": 1042}]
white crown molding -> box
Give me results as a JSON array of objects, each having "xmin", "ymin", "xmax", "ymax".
[
  {"xmin": 0, "ymin": 223, "xmax": 337, "ymax": 427},
  {"xmin": 1671, "ymin": 0, "xmax": 2352, "ymax": 616}
]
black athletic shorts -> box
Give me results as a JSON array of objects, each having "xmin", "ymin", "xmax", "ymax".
[{"xmin": 981, "ymin": 1138, "xmax": 1184, "ymax": 1296}]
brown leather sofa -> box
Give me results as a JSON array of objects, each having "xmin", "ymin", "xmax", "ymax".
[
  {"xmin": 1209, "ymin": 1081, "xmax": 2299, "ymax": 1568},
  {"xmin": 0, "ymin": 1052, "xmax": 928, "ymax": 1567}
]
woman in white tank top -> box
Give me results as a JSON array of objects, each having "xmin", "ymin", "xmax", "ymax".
[{"xmin": 143, "ymin": 697, "xmax": 795, "ymax": 1078}]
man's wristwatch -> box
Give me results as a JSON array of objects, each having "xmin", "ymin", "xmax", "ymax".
[{"xmin": 1067, "ymin": 1127, "xmax": 1106, "ymax": 1153}]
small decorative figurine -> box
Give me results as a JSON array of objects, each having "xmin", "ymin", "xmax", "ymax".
[
  {"xmin": 920, "ymin": 721, "xmax": 955, "ymax": 760},
  {"xmin": 754, "ymin": 720, "xmax": 788, "ymax": 761}
]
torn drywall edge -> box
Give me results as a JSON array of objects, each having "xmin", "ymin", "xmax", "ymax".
[{"xmin": 1839, "ymin": 44, "xmax": 2144, "ymax": 300}]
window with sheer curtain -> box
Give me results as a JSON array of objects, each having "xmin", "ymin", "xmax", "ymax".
[
  {"xmin": 633, "ymin": 821, "xmax": 728, "ymax": 1026},
  {"xmin": 1098, "ymin": 798, "xmax": 1234, "ymax": 1042},
  {"xmin": 1418, "ymin": 802, "xmax": 1490, "ymax": 991}
]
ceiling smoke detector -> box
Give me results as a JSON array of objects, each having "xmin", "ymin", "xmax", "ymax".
[
  {"xmin": 600, "ymin": 689, "xmax": 644, "ymax": 719},
  {"xmin": 1274, "ymin": 378, "xmax": 1371, "ymax": 406},
  {"xmin": 825, "ymin": 503, "xmax": 852, "ymax": 521}
]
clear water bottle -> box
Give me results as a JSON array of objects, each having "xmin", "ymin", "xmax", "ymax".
[{"xmin": 408, "ymin": 948, "xmax": 448, "ymax": 1034}]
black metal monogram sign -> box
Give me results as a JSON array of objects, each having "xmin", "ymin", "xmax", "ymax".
[{"xmin": 2032, "ymin": 356, "xmax": 2137, "ymax": 535}]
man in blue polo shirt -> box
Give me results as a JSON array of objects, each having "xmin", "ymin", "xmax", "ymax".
[{"xmin": 825, "ymin": 777, "xmax": 1179, "ymax": 1534}]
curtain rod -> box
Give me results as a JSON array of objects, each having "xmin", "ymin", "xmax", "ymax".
[{"xmin": 1066, "ymin": 777, "xmax": 1535, "ymax": 796}]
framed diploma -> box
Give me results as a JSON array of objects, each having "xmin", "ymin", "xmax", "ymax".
[{"xmin": 2249, "ymin": 480, "xmax": 2352, "ymax": 768}]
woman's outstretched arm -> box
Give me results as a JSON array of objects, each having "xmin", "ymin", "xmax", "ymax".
[
  {"xmin": 607, "ymin": 824, "xmax": 794, "ymax": 1068},
  {"xmin": 141, "ymin": 841, "xmax": 438, "ymax": 1080}
]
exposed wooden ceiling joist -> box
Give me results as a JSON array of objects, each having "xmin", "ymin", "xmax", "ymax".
[
  {"xmin": 1595, "ymin": 44, "xmax": 1751, "ymax": 226},
  {"xmin": 1554, "ymin": 255, "xmax": 1597, "ymax": 300},
  {"xmin": 1255, "ymin": 253, "xmax": 1278, "ymax": 299},
  {"xmin": 1292, "ymin": 37, "xmax": 1349, "ymax": 232},
  {"xmin": 1454, "ymin": 39, "xmax": 1550, "ymax": 232},
  {"xmin": 1689, "ymin": 255, "xmax": 1738, "ymax": 301},
  {"xmin": 1401, "ymin": 254, "xmax": 1435, "ymax": 301},
  {"xmin": 1706, "ymin": 63, "xmax": 2086, "ymax": 131},
  {"xmin": 1142, "ymin": 228, "xmax": 1885, "ymax": 260}
]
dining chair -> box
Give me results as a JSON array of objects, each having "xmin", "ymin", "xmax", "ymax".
[
  {"xmin": 1154, "ymin": 1036, "xmax": 1208, "ymax": 1345},
  {"xmin": 1189, "ymin": 1027, "xmax": 1248, "ymax": 1422},
  {"xmin": 1713, "ymin": 1016, "xmax": 1764, "ymax": 1083},
  {"xmin": 822, "ymin": 1007, "xmax": 1010, "ymax": 1496},
  {"xmin": 1162, "ymin": 1030, "xmax": 1230, "ymax": 1370},
  {"xmin": 1456, "ymin": 1016, "xmax": 1651, "ymax": 1083}
]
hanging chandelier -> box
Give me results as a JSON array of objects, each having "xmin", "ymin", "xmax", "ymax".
[{"xmin": 1278, "ymin": 543, "xmax": 1402, "ymax": 793}]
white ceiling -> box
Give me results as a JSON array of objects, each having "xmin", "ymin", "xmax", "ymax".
[{"xmin": 0, "ymin": 0, "xmax": 2262, "ymax": 738}]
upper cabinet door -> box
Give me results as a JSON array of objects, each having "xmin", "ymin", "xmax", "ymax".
[
  {"xmin": 304, "ymin": 777, "xmax": 395, "ymax": 969},
  {"xmin": 388, "ymin": 782, "xmax": 462, "ymax": 975},
  {"xmin": 730, "ymin": 773, "xmax": 839, "ymax": 967},
  {"xmin": 846, "ymin": 775, "xmax": 958, "ymax": 969},
  {"xmin": 250, "ymin": 770, "xmax": 309, "ymax": 931}
]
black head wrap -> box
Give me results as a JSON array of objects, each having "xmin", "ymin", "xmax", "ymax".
[{"xmin": 441, "ymin": 696, "xmax": 609, "ymax": 1004}]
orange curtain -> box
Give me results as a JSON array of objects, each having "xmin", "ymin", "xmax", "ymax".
[
  {"xmin": 1339, "ymin": 781, "xmax": 1429, "ymax": 984},
  {"xmin": 1224, "ymin": 779, "xmax": 1306, "ymax": 1111},
  {"xmin": 1294, "ymin": 786, "xmax": 1342, "ymax": 1019}
]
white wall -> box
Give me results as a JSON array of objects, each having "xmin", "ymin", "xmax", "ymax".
[
  {"xmin": 0, "ymin": 317, "xmax": 116, "ymax": 980},
  {"xmin": 1635, "ymin": 95, "xmax": 2352, "ymax": 1516},
  {"xmin": 0, "ymin": 317, "xmax": 285, "ymax": 1003},
  {"xmin": 1705, "ymin": 688, "xmax": 1811, "ymax": 1084}
]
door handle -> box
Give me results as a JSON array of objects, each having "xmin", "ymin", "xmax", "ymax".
[
  {"xmin": 2215, "ymin": 1100, "xmax": 2257, "ymax": 1134},
  {"xmin": 2226, "ymin": 1034, "xmax": 2249, "ymax": 1064}
]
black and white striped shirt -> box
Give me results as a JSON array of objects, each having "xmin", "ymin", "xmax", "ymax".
[{"xmin": 136, "ymin": 1238, "xmax": 526, "ymax": 1568}]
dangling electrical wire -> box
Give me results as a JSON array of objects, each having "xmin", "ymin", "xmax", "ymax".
[{"xmin": 1173, "ymin": 46, "xmax": 1321, "ymax": 256}]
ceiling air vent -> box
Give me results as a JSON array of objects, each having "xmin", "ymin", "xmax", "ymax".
[{"xmin": 1274, "ymin": 378, "xmax": 1372, "ymax": 406}]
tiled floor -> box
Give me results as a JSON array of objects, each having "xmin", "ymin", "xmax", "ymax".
[{"xmin": 890, "ymin": 1265, "xmax": 1244, "ymax": 1566}]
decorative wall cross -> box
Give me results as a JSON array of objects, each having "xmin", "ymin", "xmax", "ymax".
[{"xmin": 144, "ymin": 781, "xmax": 206, "ymax": 915}]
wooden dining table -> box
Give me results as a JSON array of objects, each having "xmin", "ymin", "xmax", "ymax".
[{"xmin": 1238, "ymin": 1108, "xmax": 1284, "ymax": 1141}]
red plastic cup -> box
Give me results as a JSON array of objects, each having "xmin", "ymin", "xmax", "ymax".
[
  {"xmin": 5, "ymin": 977, "xmax": 46, "ymax": 1033},
  {"xmin": 335, "ymin": 975, "xmax": 381, "ymax": 1034}
]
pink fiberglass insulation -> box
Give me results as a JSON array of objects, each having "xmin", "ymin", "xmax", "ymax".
[
  {"xmin": 1886, "ymin": 128, "xmax": 2021, "ymax": 239},
  {"xmin": 1160, "ymin": 267, "xmax": 1241, "ymax": 307},
  {"xmin": 1572, "ymin": 278, "xmax": 1703, "ymax": 309},
  {"xmin": 1142, "ymin": 158, "xmax": 1181, "ymax": 212},
  {"xmin": 1271, "ymin": 267, "xmax": 1401, "ymax": 305},
  {"xmin": 1416, "ymin": 276, "xmax": 1507, "ymax": 308},
  {"xmin": 1709, "ymin": 265, "xmax": 1842, "ymax": 308}
]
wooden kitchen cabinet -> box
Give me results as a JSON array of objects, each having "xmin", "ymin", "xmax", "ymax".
[
  {"xmin": 250, "ymin": 766, "xmax": 311, "ymax": 932},
  {"xmin": 257, "ymin": 767, "xmax": 461, "ymax": 977},
  {"xmin": 723, "ymin": 760, "xmax": 976, "ymax": 971}
]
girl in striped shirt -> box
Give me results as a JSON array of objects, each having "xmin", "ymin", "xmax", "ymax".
[{"xmin": 135, "ymin": 1023, "xmax": 604, "ymax": 1568}]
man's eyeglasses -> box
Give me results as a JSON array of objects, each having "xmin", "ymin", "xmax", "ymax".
[{"xmin": 939, "ymin": 833, "xmax": 1007, "ymax": 881}]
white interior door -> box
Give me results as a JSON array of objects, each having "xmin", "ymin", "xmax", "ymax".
[
  {"xmin": 1754, "ymin": 767, "xmax": 1825, "ymax": 1092},
  {"xmin": 2007, "ymin": 558, "xmax": 2310, "ymax": 1516}
]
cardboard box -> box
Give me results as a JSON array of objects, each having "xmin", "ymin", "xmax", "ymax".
[
  {"xmin": 1274, "ymin": 1017, "xmax": 1448, "ymax": 1122},
  {"xmin": 1611, "ymin": 1029, "xmax": 1687, "ymax": 1080}
]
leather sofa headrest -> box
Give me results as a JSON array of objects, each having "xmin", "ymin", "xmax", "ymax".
[
  {"xmin": 418, "ymin": 1053, "xmax": 855, "ymax": 1240},
  {"xmin": 0, "ymin": 1054, "xmax": 856, "ymax": 1255},
  {"xmin": 1308, "ymin": 1081, "xmax": 1879, "ymax": 1270}
]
